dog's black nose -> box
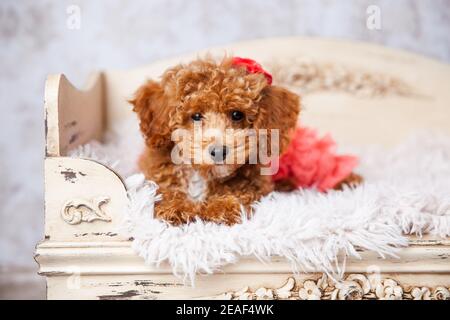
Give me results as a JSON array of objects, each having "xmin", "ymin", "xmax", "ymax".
[{"xmin": 209, "ymin": 145, "xmax": 228, "ymax": 163}]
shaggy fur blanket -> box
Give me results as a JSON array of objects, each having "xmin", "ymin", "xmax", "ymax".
[{"xmin": 70, "ymin": 120, "xmax": 450, "ymax": 284}]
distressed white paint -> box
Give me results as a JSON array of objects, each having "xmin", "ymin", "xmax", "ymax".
[{"xmin": 35, "ymin": 240, "xmax": 450, "ymax": 299}]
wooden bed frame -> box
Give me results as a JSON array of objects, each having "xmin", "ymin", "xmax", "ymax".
[{"xmin": 36, "ymin": 37, "xmax": 450, "ymax": 300}]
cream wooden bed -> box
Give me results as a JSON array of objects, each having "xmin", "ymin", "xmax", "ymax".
[{"xmin": 36, "ymin": 37, "xmax": 450, "ymax": 300}]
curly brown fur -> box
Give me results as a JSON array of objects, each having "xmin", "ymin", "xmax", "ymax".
[{"xmin": 131, "ymin": 57, "xmax": 300, "ymax": 225}]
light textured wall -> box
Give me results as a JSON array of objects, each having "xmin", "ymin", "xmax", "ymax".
[{"xmin": 0, "ymin": 0, "xmax": 449, "ymax": 269}]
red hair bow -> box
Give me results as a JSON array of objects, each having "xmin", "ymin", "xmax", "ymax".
[{"xmin": 232, "ymin": 57, "xmax": 273, "ymax": 85}]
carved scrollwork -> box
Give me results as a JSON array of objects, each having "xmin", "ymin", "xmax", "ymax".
[
  {"xmin": 271, "ymin": 59, "xmax": 415, "ymax": 98},
  {"xmin": 61, "ymin": 196, "xmax": 112, "ymax": 225},
  {"xmin": 219, "ymin": 274, "xmax": 450, "ymax": 300}
]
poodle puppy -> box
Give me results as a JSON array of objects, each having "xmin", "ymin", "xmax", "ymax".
[{"xmin": 131, "ymin": 56, "xmax": 300, "ymax": 225}]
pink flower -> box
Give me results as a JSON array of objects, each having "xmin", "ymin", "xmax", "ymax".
[{"xmin": 272, "ymin": 127, "xmax": 358, "ymax": 191}]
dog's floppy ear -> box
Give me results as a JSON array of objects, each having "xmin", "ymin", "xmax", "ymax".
[
  {"xmin": 256, "ymin": 86, "xmax": 300, "ymax": 154},
  {"xmin": 130, "ymin": 80, "xmax": 173, "ymax": 148}
]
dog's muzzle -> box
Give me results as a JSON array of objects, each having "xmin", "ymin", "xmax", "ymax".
[{"xmin": 208, "ymin": 145, "xmax": 228, "ymax": 163}]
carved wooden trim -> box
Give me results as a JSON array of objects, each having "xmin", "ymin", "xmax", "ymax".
[
  {"xmin": 61, "ymin": 196, "xmax": 112, "ymax": 225},
  {"xmin": 270, "ymin": 59, "xmax": 415, "ymax": 98},
  {"xmin": 219, "ymin": 274, "xmax": 450, "ymax": 300}
]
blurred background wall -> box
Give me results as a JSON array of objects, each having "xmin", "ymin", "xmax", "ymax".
[{"xmin": 0, "ymin": 0, "xmax": 449, "ymax": 299}]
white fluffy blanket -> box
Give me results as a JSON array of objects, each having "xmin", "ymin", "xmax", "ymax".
[{"xmin": 70, "ymin": 120, "xmax": 450, "ymax": 285}]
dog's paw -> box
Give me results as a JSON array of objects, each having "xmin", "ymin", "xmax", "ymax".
[
  {"xmin": 201, "ymin": 195, "xmax": 242, "ymax": 225},
  {"xmin": 334, "ymin": 172, "xmax": 363, "ymax": 190},
  {"xmin": 154, "ymin": 194, "xmax": 201, "ymax": 225}
]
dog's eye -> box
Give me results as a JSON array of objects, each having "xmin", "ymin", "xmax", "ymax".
[
  {"xmin": 191, "ymin": 113, "xmax": 203, "ymax": 122},
  {"xmin": 230, "ymin": 110, "xmax": 245, "ymax": 122}
]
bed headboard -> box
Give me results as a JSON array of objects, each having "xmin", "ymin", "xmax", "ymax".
[
  {"xmin": 103, "ymin": 37, "xmax": 450, "ymax": 147},
  {"xmin": 46, "ymin": 37, "xmax": 450, "ymax": 154}
]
